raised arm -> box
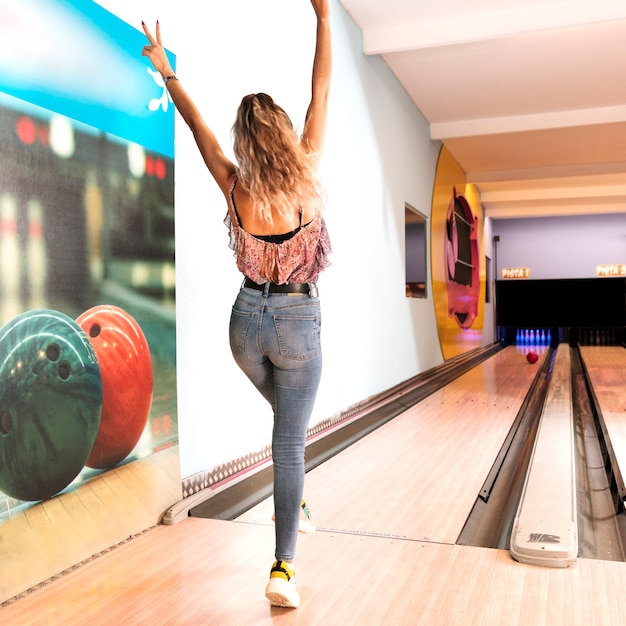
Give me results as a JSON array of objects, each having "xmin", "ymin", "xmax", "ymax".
[
  {"xmin": 301, "ymin": 0, "xmax": 332, "ymax": 170},
  {"xmin": 141, "ymin": 21, "xmax": 236, "ymax": 197}
]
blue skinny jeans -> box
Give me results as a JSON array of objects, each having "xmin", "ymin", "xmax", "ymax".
[{"xmin": 229, "ymin": 284, "xmax": 322, "ymax": 562}]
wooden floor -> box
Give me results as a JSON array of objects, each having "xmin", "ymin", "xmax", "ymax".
[
  {"xmin": 4, "ymin": 516, "xmax": 626, "ymax": 625},
  {"xmin": 4, "ymin": 346, "xmax": 626, "ymax": 625}
]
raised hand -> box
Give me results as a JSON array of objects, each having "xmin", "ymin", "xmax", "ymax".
[
  {"xmin": 310, "ymin": 0, "xmax": 330, "ymax": 19},
  {"xmin": 141, "ymin": 21, "xmax": 174, "ymax": 78}
]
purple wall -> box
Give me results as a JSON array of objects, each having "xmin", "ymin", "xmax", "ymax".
[{"xmin": 492, "ymin": 213, "xmax": 625, "ymax": 280}]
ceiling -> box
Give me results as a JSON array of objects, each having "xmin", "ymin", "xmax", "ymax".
[{"xmin": 340, "ymin": 0, "xmax": 626, "ymax": 219}]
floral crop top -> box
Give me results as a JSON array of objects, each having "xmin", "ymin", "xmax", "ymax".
[{"xmin": 224, "ymin": 177, "xmax": 332, "ymax": 285}]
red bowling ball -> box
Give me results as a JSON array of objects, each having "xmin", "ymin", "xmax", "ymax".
[
  {"xmin": 526, "ymin": 351, "xmax": 539, "ymax": 364},
  {"xmin": 76, "ymin": 305, "xmax": 153, "ymax": 469}
]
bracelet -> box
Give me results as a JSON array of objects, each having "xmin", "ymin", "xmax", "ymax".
[{"xmin": 164, "ymin": 75, "xmax": 178, "ymax": 84}]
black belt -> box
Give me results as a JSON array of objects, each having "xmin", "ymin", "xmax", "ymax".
[{"xmin": 243, "ymin": 277, "xmax": 315, "ymax": 295}]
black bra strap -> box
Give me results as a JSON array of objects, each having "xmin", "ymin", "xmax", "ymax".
[{"xmin": 232, "ymin": 176, "xmax": 305, "ymax": 237}]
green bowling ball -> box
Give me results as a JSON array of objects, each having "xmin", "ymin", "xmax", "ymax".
[{"xmin": 0, "ymin": 309, "xmax": 102, "ymax": 501}]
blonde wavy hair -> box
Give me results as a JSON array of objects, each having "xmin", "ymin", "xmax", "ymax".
[{"xmin": 232, "ymin": 93, "xmax": 323, "ymax": 225}]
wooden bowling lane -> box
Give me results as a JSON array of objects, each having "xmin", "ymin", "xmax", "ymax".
[
  {"xmin": 238, "ymin": 345, "xmax": 549, "ymax": 545},
  {"xmin": 4, "ymin": 516, "xmax": 626, "ymax": 625},
  {"xmin": 579, "ymin": 346, "xmax": 626, "ymax": 496}
]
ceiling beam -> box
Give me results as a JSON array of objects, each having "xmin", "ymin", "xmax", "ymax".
[
  {"xmin": 430, "ymin": 105, "xmax": 626, "ymax": 140},
  {"xmin": 485, "ymin": 200, "xmax": 626, "ymax": 219},
  {"xmin": 482, "ymin": 184, "xmax": 626, "ymax": 203}
]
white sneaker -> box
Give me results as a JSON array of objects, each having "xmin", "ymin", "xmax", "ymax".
[
  {"xmin": 265, "ymin": 561, "xmax": 300, "ymax": 608},
  {"xmin": 272, "ymin": 500, "xmax": 317, "ymax": 534}
]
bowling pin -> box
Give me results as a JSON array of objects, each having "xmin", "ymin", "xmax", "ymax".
[
  {"xmin": 84, "ymin": 170, "xmax": 104, "ymax": 284},
  {"xmin": 0, "ymin": 193, "xmax": 22, "ymax": 324},
  {"xmin": 26, "ymin": 198, "xmax": 47, "ymax": 309},
  {"xmin": 161, "ymin": 262, "xmax": 176, "ymax": 303}
]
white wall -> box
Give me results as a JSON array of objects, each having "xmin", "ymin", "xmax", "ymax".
[
  {"xmin": 97, "ymin": 0, "xmax": 443, "ymax": 479},
  {"xmin": 482, "ymin": 216, "xmax": 496, "ymax": 346}
]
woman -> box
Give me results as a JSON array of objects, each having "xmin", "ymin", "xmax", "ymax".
[{"xmin": 142, "ymin": 0, "xmax": 331, "ymax": 609}]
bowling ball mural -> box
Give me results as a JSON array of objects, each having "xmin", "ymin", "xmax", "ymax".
[
  {"xmin": 0, "ymin": 0, "xmax": 180, "ymax": 605},
  {"xmin": 76, "ymin": 305, "xmax": 153, "ymax": 469},
  {"xmin": 431, "ymin": 146, "xmax": 486, "ymax": 360},
  {"xmin": 0, "ymin": 309, "xmax": 102, "ymax": 501},
  {"xmin": 445, "ymin": 188, "xmax": 480, "ymax": 329}
]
